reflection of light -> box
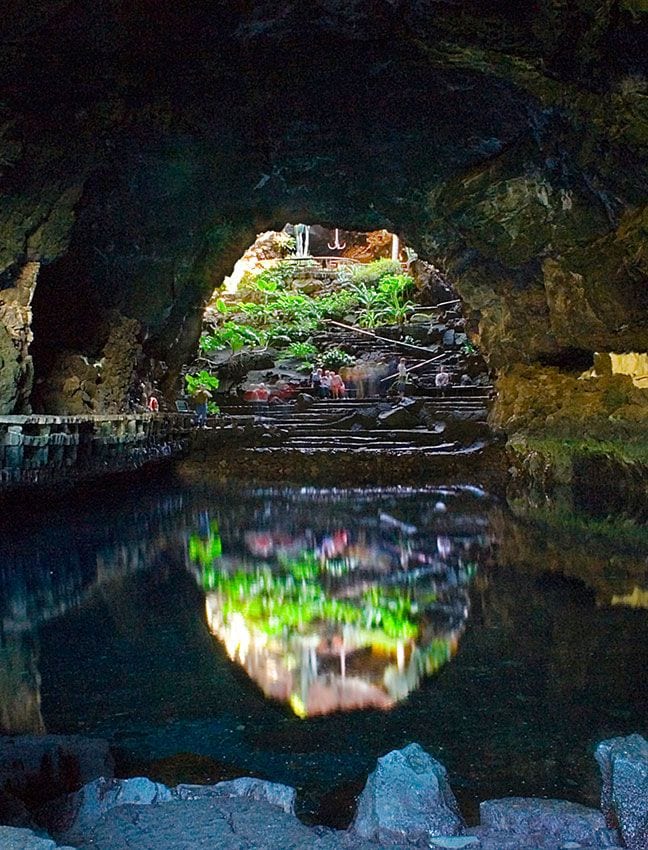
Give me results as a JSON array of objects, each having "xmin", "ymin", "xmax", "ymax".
[
  {"xmin": 289, "ymin": 693, "xmax": 307, "ymax": 718},
  {"xmin": 396, "ymin": 640, "xmax": 405, "ymax": 672},
  {"xmin": 611, "ymin": 587, "xmax": 648, "ymax": 609},
  {"xmin": 226, "ymin": 612, "xmax": 251, "ymax": 662}
]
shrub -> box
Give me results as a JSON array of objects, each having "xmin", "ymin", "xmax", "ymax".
[
  {"xmin": 185, "ymin": 370, "xmax": 220, "ymax": 395},
  {"xmin": 320, "ymin": 348, "xmax": 355, "ymax": 370},
  {"xmin": 315, "ymin": 290, "xmax": 360, "ymax": 319},
  {"xmin": 200, "ymin": 322, "xmax": 266, "ymax": 353},
  {"xmin": 350, "ymin": 258, "xmax": 402, "ymax": 287},
  {"xmin": 279, "ymin": 341, "xmax": 318, "ymax": 360},
  {"xmin": 266, "ymin": 322, "xmax": 318, "ymax": 347}
]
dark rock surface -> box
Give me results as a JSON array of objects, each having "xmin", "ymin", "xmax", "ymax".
[
  {"xmin": 595, "ymin": 733, "xmax": 648, "ymax": 850},
  {"xmin": 42, "ymin": 777, "xmax": 172, "ymax": 846},
  {"xmin": 174, "ymin": 777, "xmax": 297, "ymax": 815},
  {"xmin": 0, "ymin": 1, "xmax": 645, "ymax": 419},
  {"xmin": 479, "ymin": 797, "xmax": 617, "ymax": 847},
  {"xmin": 2, "ymin": 740, "xmax": 643, "ymax": 850},
  {"xmin": 350, "ymin": 743, "xmax": 464, "ymax": 845},
  {"xmin": 377, "ymin": 405, "xmax": 420, "ymax": 430},
  {"xmin": 77, "ymin": 796, "xmax": 409, "ymax": 850},
  {"xmin": 0, "ymin": 826, "xmax": 74, "ymax": 850}
]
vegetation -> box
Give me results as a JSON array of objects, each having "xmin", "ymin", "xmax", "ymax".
[
  {"xmin": 200, "ymin": 322, "xmax": 266, "ymax": 353},
  {"xmin": 203, "ymin": 258, "xmax": 416, "ymax": 352},
  {"xmin": 185, "ymin": 370, "xmax": 220, "ymax": 395},
  {"xmin": 320, "ymin": 347, "xmax": 355, "ymax": 370},
  {"xmin": 194, "ymin": 256, "xmax": 419, "ymax": 395},
  {"xmin": 348, "ymin": 258, "xmax": 402, "ymax": 287}
]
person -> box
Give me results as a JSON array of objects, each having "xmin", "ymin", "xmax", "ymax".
[
  {"xmin": 193, "ymin": 387, "xmax": 212, "ymax": 428},
  {"xmin": 320, "ymin": 370, "xmax": 331, "ymax": 399},
  {"xmin": 435, "ymin": 365, "xmax": 451, "ymax": 395},
  {"xmin": 330, "ymin": 371, "xmax": 345, "ymax": 400},
  {"xmin": 397, "ymin": 358, "xmax": 408, "ymax": 396},
  {"xmin": 147, "ymin": 394, "xmax": 159, "ymax": 413},
  {"xmin": 354, "ymin": 363, "xmax": 366, "ymax": 399},
  {"xmin": 311, "ymin": 367, "xmax": 321, "ymax": 396}
]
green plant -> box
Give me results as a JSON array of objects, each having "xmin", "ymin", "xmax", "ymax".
[
  {"xmin": 349, "ymin": 280, "xmax": 385, "ymax": 310},
  {"xmin": 280, "ymin": 341, "xmax": 318, "ymax": 360},
  {"xmin": 350, "ymin": 258, "xmax": 402, "ymax": 287},
  {"xmin": 185, "ymin": 370, "xmax": 220, "ymax": 395},
  {"xmin": 200, "ymin": 322, "xmax": 266, "ymax": 353},
  {"xmin": 320, "ymin": 347, "xmax": 355, "ymax": 370},
  {"xmin": 461, "ymin": 340, "xmax": 478, "ymax": 355},
  {"xmin": 356, "ymin": 307, "xmax": 382, "ymax": 329},
  {"xmin": 271, "ymin": 232, "xmax": 296, "ymax": 256},
  {"xmin": 315, "ymin": 290, "xmax": 360, "ymax": 319}
]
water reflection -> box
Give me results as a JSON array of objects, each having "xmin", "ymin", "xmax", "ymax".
[
  {"xmin": 187, "ymin": 490, "xmax": 485, "ymax": 716},
  {"xmin": 1, "ymin": 481, "xmax": 646, "ymax": 820}
]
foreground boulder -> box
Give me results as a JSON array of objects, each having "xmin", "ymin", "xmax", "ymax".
[
  {"xmin": 351, "ymin": 743, "xmax": 464, "ymax": 845},
  {"xmin": 43, "ymin": 777, "xmax": 172, "ymax": 845},
  {"xmin": 174, "ymin": 777, "xmax": 296, "ymax": 814},
  {"xmin": 80, "ymin": 796, "xmax": 403, "ymax": 850},
  {"xmin": 595, "ymin": 733, "xmax": 648, "ymax": 850},
  {"xmin": 42, "ymin": 775, "xmax": 298, "ymax": 845},
  {"xmin": 479, "ymin": 798, "xmax": 619, "ymax": 847},
  {"xmin": 0, "ymin": 825, "xmax": 74, "ymax": 850}
]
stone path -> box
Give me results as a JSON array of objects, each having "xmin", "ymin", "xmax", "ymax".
[{"xmin": 216, "ymin": 389, "xmax": 491, "ymax": 455}]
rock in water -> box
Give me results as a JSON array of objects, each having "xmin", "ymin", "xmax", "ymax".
[
  {"xmin": 350, "ymin": 743, "xmax": 464, "ymax": 845},
  {"xmin": 174, "ymin": 778, "xmax": 296, "ymax": 814},
  {"xmin": 595, "ymin": 733, "xmax": 648, "ymax": 850},
  {"xmin": 479, "ymin": 797, "xmax": 617, "ymax": 847}
]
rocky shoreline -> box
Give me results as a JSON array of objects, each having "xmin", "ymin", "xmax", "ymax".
[{"xmin": 1, "ymin": 735, "xmax": 646, "ymax": 850}]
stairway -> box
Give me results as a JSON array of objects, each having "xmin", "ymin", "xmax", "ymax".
[
  {"xmin": 216, "ymin": 389, "xmax": 492, "ymax": 456},
  {"xmin": 206, "ymin": 321, "xmax": 494, "ymax": 458}
]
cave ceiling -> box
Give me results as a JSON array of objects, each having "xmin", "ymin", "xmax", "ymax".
[{"xmin": 0, "ymin": 0, "xmax": 647, "ymax": 384}]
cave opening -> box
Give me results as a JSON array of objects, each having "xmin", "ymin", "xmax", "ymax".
[{"xmin": 188, "ymin": 222, "xmax": 491, "ymax": 414}]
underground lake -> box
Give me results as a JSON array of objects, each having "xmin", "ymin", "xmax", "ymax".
[{"xmin": 2, "ymin": 477, "xmax": 646, "ymax": 828}]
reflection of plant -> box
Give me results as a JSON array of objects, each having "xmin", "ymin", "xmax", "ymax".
[
  {"xmin": 189, "ymin": 521, "xmax": 223, "ymax": 569},
  {"xmin": 185, "ymin": 370, "xmax": 220, "ymax": 395},
  {"xmin": 204, "ymin": 567, "xmax": 422, "ymax": 641}
]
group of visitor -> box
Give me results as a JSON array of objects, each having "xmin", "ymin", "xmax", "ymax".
[{"xmin": 310, "ymin": 367, "xmax": 346, "ymax": 399}]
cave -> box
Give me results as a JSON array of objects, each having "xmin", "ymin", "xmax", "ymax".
[{"xmin": 1, "ymin": 3, "xmax": 647, "ymax": 849}]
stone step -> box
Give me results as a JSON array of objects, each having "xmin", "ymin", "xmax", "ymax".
[{"xmin": 245, "ymin": 441, "xmax": 462, "ymax": 454}]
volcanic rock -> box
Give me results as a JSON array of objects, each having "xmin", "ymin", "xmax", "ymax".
[
  {"xmin": 350, "ymin": 743, "xmax": 464, "ymax": 845},
  {"xmin": 595, "ymin": 733, "xmax": 648, "ymax": 850},
  {"xmin": 479, "ymin": 798, "xmax": 617, "ymax": 848}
]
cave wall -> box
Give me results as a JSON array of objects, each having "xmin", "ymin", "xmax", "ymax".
[{"xmin": 0, "ymin": 1, "xmax": 646, "ymax": 415}]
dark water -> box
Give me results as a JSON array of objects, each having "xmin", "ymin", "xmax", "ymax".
[{"xmin": 1, "ymin": 477, "xmax": 646, "ymax": 825}]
